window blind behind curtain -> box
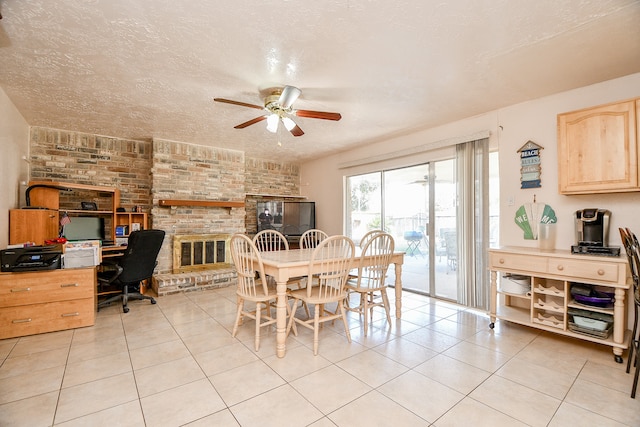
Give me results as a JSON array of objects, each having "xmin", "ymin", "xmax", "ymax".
[{"xmin": 456, "ymin": 138, "xmax": 490, "ymax": 310}]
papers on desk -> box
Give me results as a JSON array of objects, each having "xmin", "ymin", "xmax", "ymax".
[{"xmin": 63, "ymin": 240, "xmax": 100, "ymax": 268}]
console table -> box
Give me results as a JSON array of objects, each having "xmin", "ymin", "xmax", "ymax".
[
  {"xmin": 489, "ymin": 246, "xmax": 631, "ymax": 362},
  {"xmin": 0, "ymin": 267, "xmax": 96, "ymax": 339}
]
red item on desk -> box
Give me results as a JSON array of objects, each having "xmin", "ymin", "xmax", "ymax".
[{"xmin": 45, "ymin": 237, "xmax": 67, "ymax": 245}]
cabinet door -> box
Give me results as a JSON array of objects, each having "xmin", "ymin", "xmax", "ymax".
[
  {"xmin": 9, "ymin": 209, "xmax": 59, "ymax": 245},
  {"xmin": 557, "ymin": 100, "xmax": 638, "ymax": 194}
]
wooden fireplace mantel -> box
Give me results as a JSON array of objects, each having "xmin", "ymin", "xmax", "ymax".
[{"xmin": 158, "ymin": 199, "xmax": 244, "ymax": 209}]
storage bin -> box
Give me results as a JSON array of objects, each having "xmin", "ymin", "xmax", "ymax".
[{"xmin": 500, "ymin": 274, "xmax": 531, "ymax": 295}]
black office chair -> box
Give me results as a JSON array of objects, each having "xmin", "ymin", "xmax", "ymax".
[{"xmin": 97, "ymin": 229, "xmax": 165, "ymax": 313}]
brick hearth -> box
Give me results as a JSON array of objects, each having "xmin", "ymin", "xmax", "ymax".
[{"xmin": 152, "ymin": 267, "xmax": 237, "ymax": 296}]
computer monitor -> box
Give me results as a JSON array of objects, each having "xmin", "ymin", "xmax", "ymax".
[{"xmin": 62, "ymin": 217, "xmax": 105, "ymax": 241}]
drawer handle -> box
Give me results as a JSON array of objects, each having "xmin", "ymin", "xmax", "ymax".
[
  {"xmin": 61, "ymin": 312, "xmax": 80, "ymax": 317},
  {"xmin": 61, "ymin": 283, "xmax": 79, "ymax": 288},
  {"xmin": 597, "ymin": 269, "xmax": 605, "ymax": 276},
  {"xmin": 12, "ymin": 318, "xmax": 32, "ymax": 323},
  {"xmin": 10, "ymin": 287, "xmax": 31, "ymax": 292},
  {"xmin": 499, "ymin": 258, "xmax": 505, "ymax": 264},
  {"xmin": 556, "ymin": 265, "xmax": 564, "ymax": 271}
]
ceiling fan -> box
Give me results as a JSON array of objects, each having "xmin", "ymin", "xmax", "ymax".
[{"xmin": 214, "ymin": 85, "xmax": 342, "ymax": 137}]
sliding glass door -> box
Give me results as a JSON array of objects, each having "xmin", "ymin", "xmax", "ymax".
[
  {"xmin": 345, "ymin": 142, "xmax": 496, "ymax": 308},
  {"xmin": 383, "ymin": 164, "xmax": 431, "ymax": 294},
  {"xmin": 346, "ymin": 162, "xmax": 458, "ymax": 299}
]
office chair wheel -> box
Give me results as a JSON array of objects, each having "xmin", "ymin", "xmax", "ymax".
[
  {"xmin": 151, "ymin": 298, "xmax": 157, "ymax": 304},
  {"xmin": 123, "ymin": 306, "xmax": 130, "ymax": 313},
  {"xmin": 615, "ymin": 355, "xmax": 623, "ymax": 364}
]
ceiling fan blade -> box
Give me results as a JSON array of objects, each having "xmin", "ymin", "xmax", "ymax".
[
  {"xmin": 295, "ymin": 110, "xmax": 342, "ymax": 121},
  {"xmin": 278, "ymin": 85, "xmax": 302, "ymax": 109},
  {"xmin": 214, "ymin": 98, "xmax": 264, "ymax": 110},
  {"xmin": 234, "ymin": 115, "xmax": 267, "ymax": 129},
  {"xmin": 289, "ymin": 124, "xmax": 304, "ymax": 137}
]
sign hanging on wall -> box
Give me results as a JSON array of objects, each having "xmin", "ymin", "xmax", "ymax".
[
  {"xmin": 514, "ymin": 195, "xmax": 557, "ymax": 240},
  {"xmin": 517, "ymin": 140, "xmax": 543, "ymax": 189}
]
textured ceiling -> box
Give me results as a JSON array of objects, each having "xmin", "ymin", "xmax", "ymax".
[{"xmin": 0, "ymin": 0, "xmax": 639, "ymax": 162}]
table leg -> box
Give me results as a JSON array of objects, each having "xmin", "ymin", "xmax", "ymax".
[
  {"xmin": 394, "ymin": 262, "xmax": 402, "ymax": 319},
  {"xmin": 489, "ymin": 270, "xmax": 497, "ymax": 328},
  {"xmin": 276, "ymin": 280, "xmax": 288, "ymax": 358}
]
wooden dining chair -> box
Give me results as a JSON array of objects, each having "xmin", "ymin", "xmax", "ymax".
[
  {"xmin": 345, "ymin": 232, "xmax": 395, "ymax": 335},
  {"xmin": 359, "ymin": 229, "xmax": 384, "ymax": 248},
  {"xmin": 299, "ymin": 229, "xmax": 329, "ymax": 249},
  {"xmin": 620, "ymin": 227, "xmax": 640, "ymax": 398},
  {"xmin": 253, "ymin": 229, "xmax": 289, "ymax": 252},
  {"xmin": 230, "ymin": 233, "xmax": 278, "ymax": 351},
  {"xmin": 346, "ymin": 229, "xmax": 385, "ymax": 304},
  {"xmin": 253, "ymin": 228, "xmax": 310, "ymax": 316},
  {"xmin": 286, "ymin": 235, "xmax": 355, "ymax": 355}
]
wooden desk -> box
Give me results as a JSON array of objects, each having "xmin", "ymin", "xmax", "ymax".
[
  {"xmin": 101, "ymin": 245, "xmax": 127, "ymax": 259},
  {"xmin": 259, "ymin": 248, "xmax": 405, "ymax": 357}
]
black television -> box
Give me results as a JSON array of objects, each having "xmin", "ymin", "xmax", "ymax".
[{"xmin": 257, "ymin": 201, "xmax": 315, "ymax": 236}]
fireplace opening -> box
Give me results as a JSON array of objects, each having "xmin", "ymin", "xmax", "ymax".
[{"xmin": 173, "ymin": 234, "xmax": 232, "ymax": 274}]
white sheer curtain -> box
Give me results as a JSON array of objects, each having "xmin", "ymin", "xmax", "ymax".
[{"xmin": 456, "ymin": 138, "xmax": 490, "ymax": 310}]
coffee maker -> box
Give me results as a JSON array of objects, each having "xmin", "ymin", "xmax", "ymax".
[{"xmin": 571, "ymin": 208, "xmax": 620, "ymax": 256}]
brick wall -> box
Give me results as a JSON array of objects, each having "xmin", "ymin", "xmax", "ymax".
[
  {"xmin": 27, "ymin": 127, "xmax": 301, "ymax": 276},
  {"xmin": 29, "ymin": 127, "xmax": 153, "ymax": 210},
  {"xmin": 244, "ymin": 158, "xmax": 301, "ymax": 234}
]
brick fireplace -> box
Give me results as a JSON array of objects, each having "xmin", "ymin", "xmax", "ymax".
[{"xmin": 27, "ymin": 129, "xmax": 302, "ymax": 297}]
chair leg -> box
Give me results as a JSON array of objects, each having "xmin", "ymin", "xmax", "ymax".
[
  {"xmin": 380, "ymin": 288, "xmax": 392, "ymax": 325},
  {"xmin": 627, "ymin": 305, "xmax": 639, "ymax": 373},
  {"xmin": 254, "ymin": 303, "xmax": 262, "ymax": 351},
  {"xmin": 313, "ymin": 308, "xmax": 321, "ymax": 355},
  {"xmin": 121, "ymin": 285, "xmax": 130, "ymax": 313},
  {"xmin": 633, "ymin": 339, "xmax": 640, "ymax": 398},
  {"xmin": 339, "ymin": 302, "xmax": 352, "ymax": 344},
  {"xmin": 286, "ymin": 298, "xmax": 299, "ymax": 337},
  {"xmin": 362, "ymin": 292, "xmax": 370, "ymax": 336},
  {"xmin": 231, "ymin": 300, "xmax": 244, "ymax": 338}
]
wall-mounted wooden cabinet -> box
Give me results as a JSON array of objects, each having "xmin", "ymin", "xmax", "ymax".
[
  {"xmin": 557, "ymin": 98, "xmax": 639, "ymax": 194},
  {"xmin": 9, "ymin": 209, "xmax": 59, "ymax": 245}
]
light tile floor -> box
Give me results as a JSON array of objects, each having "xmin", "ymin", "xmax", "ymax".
[{"xmin": 0, "ymin": 287, "xmax": 639, "ymax": 426}]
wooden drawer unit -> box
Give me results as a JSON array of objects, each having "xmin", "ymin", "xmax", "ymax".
[
  {"xmin": 489, "ymin": 251, "xmax": 547, "ymax": 274},
  {"xmin": 0, "ymin": 268, "xmax": 96, "ymax": 339},
  {"xmin": 489, "ymin": 247, "xmax": 631, "ymax": 363},
  {"xmin": 0, "ymin": 269, "xmax": 94, "ymax": 306},
  {"xmin": 0, "ymin": 299, "xmax": 94, "ymax": 339},
  {"xmin": 547, "ymin": 258, "xmax": 619, "ymax": 283}
]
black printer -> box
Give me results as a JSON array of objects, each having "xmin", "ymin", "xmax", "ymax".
[{"xmin": 1, "ymin": 246, "xmax": 62, "ymax": 272}]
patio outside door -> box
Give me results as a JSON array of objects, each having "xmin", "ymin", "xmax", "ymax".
[
  {"xmin": 382, "ymin": 161, "xmax": 458, "ymax": 300},
  {"xmin": 346, "ymin": 161, "xmax": 460, "ymax": 300}
]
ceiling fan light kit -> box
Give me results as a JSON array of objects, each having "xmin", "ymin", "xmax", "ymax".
[
  {"xmin": 214, "ymin": 85, "xmax": 342, "ymax": 138},
  {"xmin": 266, "ymin": 113, "xmax": 279, "ymax": 133}
]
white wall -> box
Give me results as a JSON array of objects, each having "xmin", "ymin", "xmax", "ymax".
[
  {"xmin": 0, "ymin": 88, "xmax": 30, "ymax": 248},
  {"xmin": 301, "ymin": 72, "xmax": 640, "ymax": 324},
  {"xmin": 301, "ymin": 72, "xmax": 640, "ymax": 249}
]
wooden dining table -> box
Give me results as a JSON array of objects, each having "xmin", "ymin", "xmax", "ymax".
[{"xmin": 259, "ymin": 247, "xmax": 405, "ymax": 357}]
